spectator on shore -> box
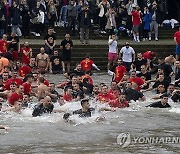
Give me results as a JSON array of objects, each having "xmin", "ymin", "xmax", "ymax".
[
  {"xmin": 0, "ymin": 1, "xmax": 6, "ymax": 38},
  {"xmin": 142, "ymin": 6, "xmax": 151, "ymax": 41},
  {"xmin": 79, "ymin": 3, "xmax": 92, "ymax": 45},
  {"xmin": 31, "ymin": 1, "xmax": 45, "ymax": 37},
  {"xmin": 44, "ymin": 27, "xmax": 56, "ymax": 55},
  {"xmin": 49, "ymin": 50, "xmax": 62, "ymax": 74},
  {"xmin": 126, "ymin": 0, "xmax": 133, "ymax": 32},
  {"xmin": 48, "ymin": 0, "xmax": 58, "ymax": 27},
  {"xmin": 107, "ymin": 34, "xmax": 118, "ymax": 75},
  {"xmin": 7, "ymin": 32, "xmax": 20, "ymax": 64},
  {"xmin": 36, "ymin": 47, "xmax": 50, "ymax": 73},
  {"xmin": 131, "ymin": 6, "xmax": 141, "ymax": 42},
  {"xmin": 11, "ymin": 1, "xmax": 22, "ymax": 36},
  {"xmin": 98, "ymin": 0, "xmax": 110, "ymax": 34},
  {"xmin": 67, "ymin": 0, "xmax": 78, "ymax": 36},
  {"xmin": 174, "ymin": 26, "xmax": 180, "ymax": 60},
  {"xmin": 19, "ymin": 0, "xmax": 30, "ymax": 37},
  {"xmin": 148, "ymin": 1, "xmax": 160, "ymax": 41},
  {"xmin": 119, "ymin": 42, "xmax": 135, "ymax": 72},
  {"xmin": 105, "ymin": 7, "xmax": 117, "ymax": 36},
  {"xmin": 0, "ymin": 34, "xmax": 8, "ymax": 55},
  {"xmin": 21, "ymin": 42, "xmax": 32, "ymax": 66},
  {"xmin": 60, "ymin": 33, "xmax": 73, "ymax": 74}
]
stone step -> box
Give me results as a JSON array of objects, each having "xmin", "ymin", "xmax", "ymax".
[{"xmin": 25, "ymin": 35, "xmax": 174, "ymax": 40}]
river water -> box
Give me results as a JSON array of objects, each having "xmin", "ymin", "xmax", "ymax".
[{"xmin": 0, "ymin": 73, "xmax": 180, "ymax": 154}]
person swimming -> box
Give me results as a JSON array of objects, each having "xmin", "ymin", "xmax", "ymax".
[
  {"xmin": 32, "ymin": 96, "xmax": 54, "ymax": 117},
  {"xmin": 63, "ymin": 98, "xmax": 95, "ymax": 120},
  {"xmin": 146, "ymin": 94, "xmax": 171, "ymax": 108}
]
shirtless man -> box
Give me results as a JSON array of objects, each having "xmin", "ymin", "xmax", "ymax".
[
  {"xmin": 165, "ymin": 54, "xmax": 176, "ymax": 67},
  {"xmin": 36, "ymin": 47, "xmax": 50, "ymax": 73},
  {"xmin": 37, "ymin": 77, "xmax": 49, "ymax": 100}
]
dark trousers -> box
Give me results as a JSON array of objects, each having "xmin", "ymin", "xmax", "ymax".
[
  {"xmin": 99, "ymin": 15, "xmax": 107, "ymax": 31},
  {"xmin": 123, "ymin": 61, "xmax": 132, "ymax": 72},
  {"xmin": 68, "ymin": 16, "xmax": 76, "ymax": 35}
]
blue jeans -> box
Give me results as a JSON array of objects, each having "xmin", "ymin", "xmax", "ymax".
[
  {"xmin": 11, "ymin": 25, "xmax": 22, "ymax": 36},
  {"xmin": 176, "ymin": 44, "xmax": 180, "ymax": 55},
  {"xmin": 60, "ymin": 6, "xmax": 67, "ymax": 22}
]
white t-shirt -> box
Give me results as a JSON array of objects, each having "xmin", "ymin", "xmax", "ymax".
[
  {"xmin": 108, "ymin": 39, "xmax": 117, "ymax": 54},
  {"xmin": 120, "ymin": 46, "xmax": 135, "ymax": 62}
]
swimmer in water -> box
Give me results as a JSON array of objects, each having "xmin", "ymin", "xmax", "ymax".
[
  {"xmin": 146, "ymin": 94, "xmax": 171, "ymax": 108},
  {"xmin": 63, "ymin": 98, "xmax": 95, "ymax": 120},
  {"xmin": 32, "ymin": 96, "xmax": 54, "ymax": 117},
  {"xmin": 63, "ymin": 98, "xmax": 115, "ymax": 121}
]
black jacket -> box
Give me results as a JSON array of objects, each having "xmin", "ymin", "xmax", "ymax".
[
  {"xmin": 32, "ymin": 103, "xmax": 54, "ymax": 117},
  {"xmin": 79, "ymin": 8, "xmax": 92, "ymax": 28}
]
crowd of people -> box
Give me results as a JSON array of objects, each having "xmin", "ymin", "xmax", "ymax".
[
  {"xmin": 0, "ymin": 0, "xmax": 173, "ymax": 43},
  {"xmin": 0, "ymin": 31, "xmax": 179, "ymax": 123},
  {"xmin": 0, "ymin": 0, "xmax": 179, "ymax": 128}
]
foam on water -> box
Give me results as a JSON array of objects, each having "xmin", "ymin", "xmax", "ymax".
[{"xmin": 0, "ymin": 97, "xmax": 179, "ymax": 126}]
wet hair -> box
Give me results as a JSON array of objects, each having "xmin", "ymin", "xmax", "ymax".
[
  {"xmin": 76, "ymin": 63, "xmax": 81, "ymax": 67},
  {"xmin": 10, "ymin": 82, "xmax": 17, "ymax": 86},
  {"xmin": 72, "ymin": 75, "xmax": 78, "ymax": 79},
  {"xmin": 69, "ymin": 73, "xmax": 77, "ymax": 79},
  {"xmin": 26, "ymin": 74, "xmax": 34, "ymax": 79},
  {"xmin": 160, "ymin": 93, "xmax": 169, "ymax": 98},
  {"xmin": 81, "ymin": 98, "xmax": 89, "ymax": 106},
  {"xmin": 100, "ymin": 82, "xmax": 105, "ymax": 86},
  {"xmin": 48, "ymin": 27, "xmax": 54, "ymax": 30},
  {"xmin": 64, "ymin": 87, "xmax": 72, "ymax": 92},
  {"xmin": 168, "ymin": 84, "xmax": 175, "ymax": 87},
  {"xmin": 131, "ymin": 70, "xmax": 136, "ymax": 74},
  {"xmin": 32, "ymin": 72, "xmax": 38, "ymax": 75},
  {"xmin": 158, "ymin": 57, "xmax": 164, "ymax": 61},
  {"xmin": 159, "ymin": 73, "xmax": 164, "ymax": 76},
  {"xmin": 158, "ymin": 66, "xmax": 164, "ymax": 70},
  {"xmin": 24, "ymin": 93, "xmax": 30, "ymax": 97},
  {"xmin": 12, "ymin": 68, "xmax": 18, "ymax": 72},
  {"xmin": 94, "ymin": 84, "xmax": 99, "ymax": 87},
  {"xmin": 101, "ymin": 84, "xmax": 108, "ymax": 88},
  {"xmin": 111, "ymin": 80, "xmax": 117, "ymax": 84},
  {"xmin": 4, "ymin": 66, "xmax": 10, "ymax": 69}
]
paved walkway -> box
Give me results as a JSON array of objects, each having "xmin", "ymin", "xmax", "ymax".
[{"xmin": 20, "ymin": 38, "xmax": 175, "ymax": 46}]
